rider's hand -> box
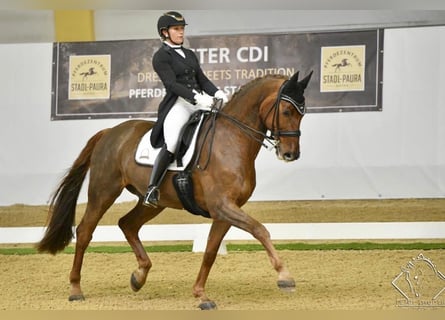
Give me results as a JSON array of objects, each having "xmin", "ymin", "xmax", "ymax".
[
  {"xmin": 214, "ymin": 90, "xmax": 228, "ymax": 103},
  {"xmin": 194, "ymin": 93, "xmax": 214, "ymax": 110}
]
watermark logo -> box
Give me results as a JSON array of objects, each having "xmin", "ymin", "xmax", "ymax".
[{"xmin": 392, "ymin": 253, "xmax": 445, "ymax": 307}]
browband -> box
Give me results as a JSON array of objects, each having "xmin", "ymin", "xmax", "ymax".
[{"xmin": 280, "ymin": 94, "xmax": 306, "ymax": 115}]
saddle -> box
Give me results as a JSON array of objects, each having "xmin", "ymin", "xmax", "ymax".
[
  {"xmin": 135, "ymin": 110, "xmax": 211, "ymax": 218},
  {"xmin": 135, "ymin": 111, "xmax": 204, "ymax": 170}
]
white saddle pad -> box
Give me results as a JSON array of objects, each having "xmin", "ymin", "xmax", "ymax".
[{"xmin": 135, "ymin": 115, "xmax": 205, "ymax": 170}]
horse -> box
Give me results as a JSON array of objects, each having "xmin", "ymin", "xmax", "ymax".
[
  {"xmin": 37, "ymin": 70, "xmax": 313, "ymax": 310},
  {"xmin": 332, "ymin": 58, "xmax": 351, "ymax": 72},
  {"xmin": 80, "ymin": 67, "xmax": 97, "ymax": 80}
]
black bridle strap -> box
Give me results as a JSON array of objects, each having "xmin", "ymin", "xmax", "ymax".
[
  {"xmin": 217, "ymin": 111, "xmax": 277, "ymax": 149},
  {"xmin": 281, "ymin": 94, "xmax": 306, "ymax": 115},
  {"xmin": 274, "ymin": 130, "xmax": 301, "ymax": 137}
]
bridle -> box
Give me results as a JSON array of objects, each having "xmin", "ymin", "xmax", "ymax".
[
  {"xmin": 195, "ymin": 80, "xmax": 305, "ymax": 170},
  {"xmin": 217, "ymin": 79, "xmax": 305, "ymax": 150},
  {"xmin": 269, "ymin": 79, "xmax": 306, "ymax": 139}
]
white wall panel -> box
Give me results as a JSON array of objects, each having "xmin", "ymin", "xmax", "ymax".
[
  {"xmin": 1, "ymin": 10, "xmax": 445, "ymax": 44},
  {"xmin": 93, "ymin": 10, "xmax": 445, "ymax": 41},
  {"xmin": 0, "ymin": 10, "xmax": 53, "ymax": 43}
]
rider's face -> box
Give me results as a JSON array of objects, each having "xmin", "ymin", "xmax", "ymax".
[{"xmin": 165, "ymin": 25, "xmax": 185, "ymax": 45}]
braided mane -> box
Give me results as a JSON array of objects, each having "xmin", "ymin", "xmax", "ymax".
[{"xmin": 230, "ymin": 74, "xmax": 287, "ymax": 102}]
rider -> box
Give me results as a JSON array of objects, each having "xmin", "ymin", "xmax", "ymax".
[{"xmin": 143, "ymin": 11, "xmax": 229, "ymax": 207}]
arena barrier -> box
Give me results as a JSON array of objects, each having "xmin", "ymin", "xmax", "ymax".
[{"xmin": 1, "ymin": 222, "xmax": 444, "ymax": 254}]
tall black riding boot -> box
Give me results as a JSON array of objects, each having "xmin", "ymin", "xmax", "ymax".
[{"xmin": 143, "ymin": 146, "xmax": 174, "ymax": 207}]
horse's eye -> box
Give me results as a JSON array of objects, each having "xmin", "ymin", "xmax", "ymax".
[{"xmin": 282, "ymin": 109, "xmax": 291, "ymax": 117}]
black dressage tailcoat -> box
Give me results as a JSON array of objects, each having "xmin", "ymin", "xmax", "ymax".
[{"xmin": 150, "ymin": 43, "xmax": 218, "ymax": 148}]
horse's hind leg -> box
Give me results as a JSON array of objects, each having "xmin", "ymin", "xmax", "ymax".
[
  {"xmin": 118, "ymin": 200, "xmax": 164, "ymax": 292},
  {"xmin": 69, "ymin": 185, "xmax": 123, "ymax": 301},
  {"xmin": 193, "ymin": 220, "xmax": 231, "ymax": 310}
]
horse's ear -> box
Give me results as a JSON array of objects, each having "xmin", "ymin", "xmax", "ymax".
[
  {"xmin": 289, "ymin": 71, "xmax": 300, "ymax": 83},
  {"xmin": 299, "ymin": 71, "xmax": 313, "ymax": 89}
]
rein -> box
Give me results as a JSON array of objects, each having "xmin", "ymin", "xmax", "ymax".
[{"xmin": 194, "ymin": 80, "xmax": 305, "ymax": 170}]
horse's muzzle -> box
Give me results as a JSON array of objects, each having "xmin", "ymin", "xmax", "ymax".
[{"xmin": 279, "ymin": 151, "xmax": 300, "ymax": 162}]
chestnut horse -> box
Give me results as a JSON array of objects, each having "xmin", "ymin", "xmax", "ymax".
[{"xmin": 37, "ymin": 71, "xmax": 312, "ymax": 309}]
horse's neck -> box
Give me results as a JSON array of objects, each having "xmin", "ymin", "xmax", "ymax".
[
  {"xmin": 215, "ymin": 89, "xmax": 270, "ymax": 158},
  {"xmin": 223, "ymin": 87, "xmax": 269, "ymax": 133},
  {"xmin": 224, "ymin": 109, "xmax": 263, "ymax": 133}
]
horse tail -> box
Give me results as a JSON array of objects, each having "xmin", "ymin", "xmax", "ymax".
[{"xmin": 36, "ymin": 129, "xmax": 107, "ymax": 254}]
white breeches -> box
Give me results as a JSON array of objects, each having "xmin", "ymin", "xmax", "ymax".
[{"xmin": 163, "ymin": 96, "xmax": 201, "ymax": 153}]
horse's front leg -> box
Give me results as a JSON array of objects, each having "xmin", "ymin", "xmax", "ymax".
[
  {"xmin": 216, "ymin": 202, "xmax": 295, "ymax": 292},
  {"xmin": 257, "ymin": 226, "xmax": 295, "ymax": 291},
  {"xmin": 193, "ymin": 220, "xmax": 231, "ymax": 310}
]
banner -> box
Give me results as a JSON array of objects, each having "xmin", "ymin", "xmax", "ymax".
[{"xmin": 51, "ymin": 29, "xmax": 383, "ymax": 120}]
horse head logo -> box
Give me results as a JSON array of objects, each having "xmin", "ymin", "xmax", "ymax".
[{"xmin": 392, "ymin": 253, "xmax": 445, "ymax": 302}]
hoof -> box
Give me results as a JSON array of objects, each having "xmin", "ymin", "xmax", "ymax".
[
  {"xmin": 130, "ymin": 273, "xmax": 144, "ymax": 292},
  {"xmin": 277, "ymin": 279, "xmax": 296, "ymax": 292},
  {"xmin": 68, "ymin": 294, "xmax": 85, "ymax": 301},
  {"xmin": 198, "ymin": 301, "xmax": 217, "ymax": 310}
]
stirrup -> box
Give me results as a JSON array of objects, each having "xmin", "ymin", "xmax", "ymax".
[{"xmin": 143, "ymin": 186, "xmax": 160, "ymax": 207}]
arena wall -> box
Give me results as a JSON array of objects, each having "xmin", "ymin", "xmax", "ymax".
[{"xmin": 0, "ymin": 25, "xmax": 444, "ymax": 205}]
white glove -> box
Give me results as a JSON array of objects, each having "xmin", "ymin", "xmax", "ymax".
[
  {"xmin": 214, "ymin": 90, "xmax": 228, "ymax": 103},
  {"xmin": 194, "ymin": 93, "xmax": 214, "ymax": 110}
]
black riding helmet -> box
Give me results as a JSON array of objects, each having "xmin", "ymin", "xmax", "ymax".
[{"xmin": 157, "ymin": 11, "xmax": 187, "ymax": 39}]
